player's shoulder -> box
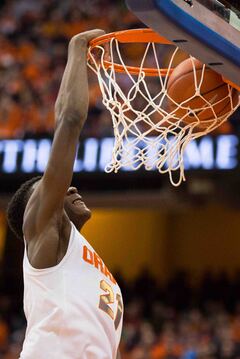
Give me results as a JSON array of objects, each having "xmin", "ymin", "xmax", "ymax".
[{"xmin": 24, "ymin": 215, "xmax": 71, "ymax": 269}]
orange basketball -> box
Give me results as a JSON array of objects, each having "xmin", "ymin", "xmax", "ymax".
[{"xmin": 167, "ymin": 58, "xmax": 239, "ymax": 129}]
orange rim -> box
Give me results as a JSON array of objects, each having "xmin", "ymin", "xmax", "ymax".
[
  {"xmin": 89, "ymin": 28, "xmax": 173, "ymax": 77},
  {"xmin": 89, "ymin": 28, "xmax": 240, "ymax": 90},
  {"xmin": 101, "ymin": 61, "xmax": 173, "ymax": 77},
  {"xmin": 89, "ymin": 28, "xmax": 173, "ymax": 46}
]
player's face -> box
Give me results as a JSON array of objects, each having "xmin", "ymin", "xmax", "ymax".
[
  {"xmin": 30, "ymin": 182, "xmax": 91, "ymax": 230},
  {"xmin": 64, "ymin": 187, "xmax": 91, "ymax": 229}
]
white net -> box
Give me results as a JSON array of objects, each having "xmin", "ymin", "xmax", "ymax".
[{"xmin": 88, "ymin": 34, "xmax": 240, "ymax": 186}]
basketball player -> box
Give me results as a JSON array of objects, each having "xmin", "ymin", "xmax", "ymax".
[{"xmin": 7, "ymin": 30, "xmax": 123, "ymax": 359}]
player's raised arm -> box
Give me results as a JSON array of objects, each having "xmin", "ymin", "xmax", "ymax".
[
  {"xmin": 7, "ymin": 27, "xmax": 123, "ymax": 359},
  {"xmin": 23, "ymin": 30, "xmax": 104, "ymax": 238}
]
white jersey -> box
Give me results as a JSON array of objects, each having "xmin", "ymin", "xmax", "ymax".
[{"xmin": 20, "ymin": 222, "xmax": 123, "ymax": 359}]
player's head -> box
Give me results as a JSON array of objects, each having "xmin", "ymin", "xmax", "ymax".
[
  {"xmin": 7, "ymin": 177, "xmax": 91, "ymax": 240},
  {"xmin": 7, "ymin": 176, "xmax": 42, "ymax": 240}
]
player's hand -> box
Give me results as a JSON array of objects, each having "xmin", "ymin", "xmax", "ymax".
[
  {"xmin": 86, "ymin": 29, "xmax": 110, "ymax": 68},
  {"xmin": 55, "ymin": 30, "xmax": 105, "ymax": 125},
  {"xmin": 68, "ymin": 29, "xmax": 105, "ymax": 53}
]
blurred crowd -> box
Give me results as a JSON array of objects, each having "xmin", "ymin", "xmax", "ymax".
[
  {"xmin": 2, "ymin": 270, "xmax": 240, "ymax": 358},
  {"xmin": 0, "ymin": 0, "xmax": 139, "ymax": 139},
  {"xmin": 0, "ymin": 0, "xmax": 239, "ymax": 140}
]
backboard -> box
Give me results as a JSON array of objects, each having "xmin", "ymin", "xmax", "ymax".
[{"xmin": 126, "ymin": 0, "xmax": 240, "ymax": 88}]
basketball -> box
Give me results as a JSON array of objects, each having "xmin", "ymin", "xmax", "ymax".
[{"xmin": 167, "ymin": 58, "xmax": 239, "ymax": 129}]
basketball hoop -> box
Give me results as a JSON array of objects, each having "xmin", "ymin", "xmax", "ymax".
[{"xmin": 88, "ymin": 29, "xmax": 240, "ymax": 186}]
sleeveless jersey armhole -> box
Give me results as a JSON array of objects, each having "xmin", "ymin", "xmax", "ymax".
[{"xmin": 23, "ymin": 222, "xmax": 76, "ymax": 275}]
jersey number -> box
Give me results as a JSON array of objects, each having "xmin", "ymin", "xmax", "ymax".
[{"xmin": 99, "ymin": 280, "xmax": 123, "ymax": 330}]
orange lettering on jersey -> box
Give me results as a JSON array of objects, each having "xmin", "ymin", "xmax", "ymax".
[
  {"xmin": 83, "ymin": 245, "xmax": 94, "ymax": 265},
  {"xmin": 82, "ymin": 245, "xmax": 116, "ymax": 285},
  {"xmin": 103, "ymin": 266, "xmax": 117, "ymax": 285},
  {"xmin": 93, "ymin": 252, "xmax": 104, "ymax": 273}
]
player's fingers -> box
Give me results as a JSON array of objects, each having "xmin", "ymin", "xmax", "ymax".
[
  {"xmin": 70, "ymin": 29, "xmax": 105, "ymax": 46},
  {"xmin": 104, "ymin": 43, "xmax": 111, "ymax": 63}
]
